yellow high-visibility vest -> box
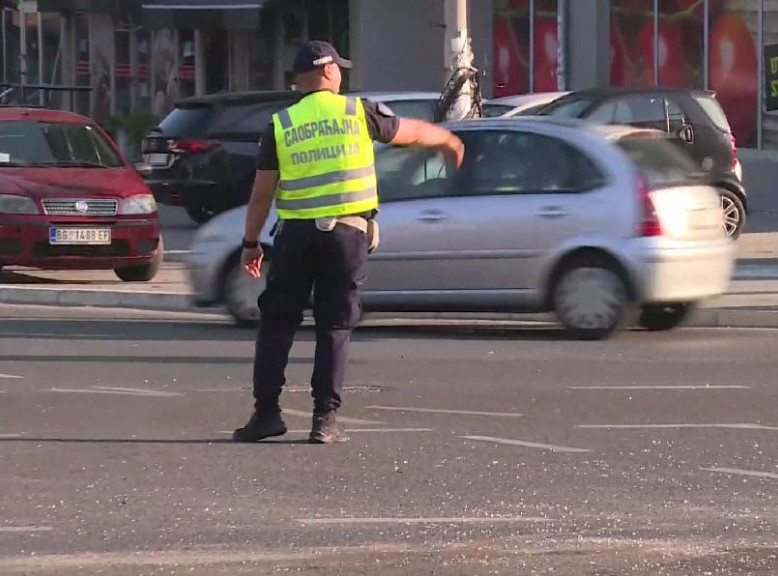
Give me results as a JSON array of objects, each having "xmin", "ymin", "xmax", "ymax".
[{"xmin": 272, "ymin": 91, "xmax": 378, "ymax": 220}]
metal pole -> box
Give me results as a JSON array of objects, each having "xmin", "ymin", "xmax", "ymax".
[
  {"xmin": 529, "ymin": 0, "xmax": 534, "ymax": 92},
  {"xmin": 20, "ymin": 0, "xmax": 27, "ymax": 100},
  {"xmin": 703, "ymin": 0, "xmax": 709, "ymax": 89},
  {"xmin": 653, "ymin": 0, "xmax": 659, "ymax": 86},
  {"xmin": 758, "ymin": 0, "xmax": 763, "ymax": 149}
]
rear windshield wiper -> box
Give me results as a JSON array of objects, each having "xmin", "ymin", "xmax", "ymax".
[{"xmin": 0, "ymin": 160, "xmax": 31, "ymax": 167}]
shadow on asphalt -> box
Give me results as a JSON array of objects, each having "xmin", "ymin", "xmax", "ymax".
[
  {"xmin": 0, "ymin": 318, "xmax": 587, "ymax": 343},
  {"xmin": 0, "ymin": 437, "xmax": 311, "ymax": 445}
]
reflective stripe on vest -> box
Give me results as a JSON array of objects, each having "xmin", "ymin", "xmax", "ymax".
[{"xmin": 273, "ymin": 92, "xmax": 378, "ymax": 220}]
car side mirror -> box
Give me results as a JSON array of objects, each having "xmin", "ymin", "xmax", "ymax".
[
  {"xmin": 134, "ymin": 162, "xmax": 153, "ymax": 178},
  {"xmin": 679, "ymin": 124, "xmax": 694, "ymax": 144}
]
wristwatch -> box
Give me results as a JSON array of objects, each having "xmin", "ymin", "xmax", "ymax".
[{"xmin": 241, "ymin": 239, "xmax": 260, "ymax": 249}]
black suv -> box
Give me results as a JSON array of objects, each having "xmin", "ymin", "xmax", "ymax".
[
  {"xmin": 142, "ymin": 90, "xmax": 300, "ymax": 224},
  {"xmin": 532, "ymin": 88, "xmax": 747, "ymax": 238}
]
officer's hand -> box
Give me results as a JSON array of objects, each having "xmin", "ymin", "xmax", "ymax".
[
  {"xmin": 445, "ymin": 135, "xmax": 465, "ymax": 169},
  {"xmin": 242, "ymin": 247, "xmax": 264, "ymax": 278}
]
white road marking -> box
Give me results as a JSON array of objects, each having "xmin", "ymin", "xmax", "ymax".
[
  {"xmin": 217, "ymin": 428, "xmax": 432, "ymax": 435},
  {"xmin": 296, "ymin": 516, "xmax": 552, "ymax": 525},
  {"xmin": 48, "ymin": 386, "xmax": 182, "ymax": 397},
  {"xmin": 366, "ymin": 405, "xmax": 523, "ymax": 418},
  {"xmin": 0, "ymin": 373, "xmax": 23, "ymax": 379},
  {"xmin": 0, "ymin": 526, "xmax": 52, "ymax": 533},
  {"xmin": 702, "ymin": 467, "xmax": 778, "ymax": 481},
  {"xmin": 462, "ymin": 435, "xmax": 591, "ymax": 453},
  {"xmin": 568, "ymin": 385, "xmax": 750, "ymax": 390},
  {"xmin": 0, "ymin": 433, "xmax": 21, "ymax": 438},
  {"xmin": 577, "ymin": 423, "xmax": 778, "ymax": 431},
  {"xmin": 281, "ymin": 409, "xmax": 382, "ymax": 425}
]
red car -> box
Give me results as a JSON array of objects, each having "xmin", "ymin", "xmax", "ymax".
[{"xmin": 0, "ymin": 107, "xmax": 162, "ymax": 281}]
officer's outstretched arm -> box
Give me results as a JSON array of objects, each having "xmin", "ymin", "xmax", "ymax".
[{"xmin": 390, "ymin": 118, "xmax": 465, "ymax": 168}]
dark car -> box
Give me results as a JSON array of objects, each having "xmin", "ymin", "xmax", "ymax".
[
  {"xmin": 142, "ymin": 90, "xmax": 300, "ymax": 224},
  {"xmin": 531, "ymin": 88, "xmax": 747, "ymax": 238}
]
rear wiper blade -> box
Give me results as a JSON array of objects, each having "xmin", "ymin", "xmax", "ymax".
[{"xmin": 0, "ymin": 161, "xmax": 31, "ymax": 167}]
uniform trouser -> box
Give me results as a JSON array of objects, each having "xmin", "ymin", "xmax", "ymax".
[{"xmin": 253, "ymin": 219, "xmax": 368, "ymax": 414}]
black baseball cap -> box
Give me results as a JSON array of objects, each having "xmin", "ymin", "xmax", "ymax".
[{"xmin": 293, "ymin": 41, "xmax": 353, "ymax": 74}]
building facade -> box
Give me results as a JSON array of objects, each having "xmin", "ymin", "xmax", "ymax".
[{"xmin": 1, "ymin": 0, "xmax": 777, "ymax": 150}]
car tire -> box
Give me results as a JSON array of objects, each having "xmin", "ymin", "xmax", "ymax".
[
  {"xmin": 717, "ymin": 188, "xmax": 745, "ymax": 240},
  {"xmin": 552, "ymin": 256, "xmax": 629, "ymax": 340},
  {"xmin": 224, "ymin": 255, "xmax": 268, "ymax": 328},
  {"xmin": 114, "ymin": 236, "xmax": 164, "ymax": 282},
  {"xmin": 638, "ymin": 303, "xmax": 695, "ymax": 331},
  {"xmin": 186, "ymin": 206, "xmax": 216, "ymax": 225}
]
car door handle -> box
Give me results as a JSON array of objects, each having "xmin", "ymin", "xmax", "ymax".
[
  {"xmin": 536, "ymin": 206, "xmax": 569, "ymax": 219},
  {"xmin": 418, "ymin": 210, "xmax": 447, "ymax": 222}
]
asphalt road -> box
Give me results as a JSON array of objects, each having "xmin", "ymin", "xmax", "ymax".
[{"xmin": 1, "ymin": 304, "xmax": 777, "ymax": 575}]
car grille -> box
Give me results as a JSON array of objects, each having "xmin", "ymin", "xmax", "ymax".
[{"xmin": 42, "ymin": 199, "xmax": 119, "ymax": 217}]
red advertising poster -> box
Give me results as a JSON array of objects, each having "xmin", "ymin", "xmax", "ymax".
[
  {"xmin": 611, "ymin": 0, "xmax": 758, "ymax": 146},
  {"xmin": 493, "ymin": 0, "xmax": 558, "ymax": 97}
]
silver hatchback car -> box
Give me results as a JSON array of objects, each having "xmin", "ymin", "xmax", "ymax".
[{"xmin": 188, "ymin": 118, "xmax": 735, "ymax": 339}]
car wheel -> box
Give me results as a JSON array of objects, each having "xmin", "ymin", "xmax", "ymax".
[
  {"xmin": 224, "ymin": 256, "xmax": 268, "ymax": 328},
  {"xmin": 638, "ymin": 303, "xmax": 695, "ymax": 331},
  {"xmin": 552, "ymin": 257, "xmax": 628, "ymax": 340},
  {"xmin": 186, "ymin": 206, "xmax": 216, "ymax": 225},
  {"xmin": 114, "ymin": 236, "xmax": 164, "ymax": 282},
  {"xmin": 718, "ymin": 188, "xmax": 745, "ymax": 239}
]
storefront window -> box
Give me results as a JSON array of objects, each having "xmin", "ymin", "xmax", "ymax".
[
  {"xmin": 74, "ymin": 13, "xmax": 90, "ymax": 116},
  {"xmin": 115, "ymin": 19, "xmax": 131, "ymax": 116},
  {"xmin": 178, "ymin": 28, "xmax": 195, "ymax": 99},
  {"xmin": 24, "ymin": 9, "xmax": 39, "ymax": 86},
  {"xmin": 137, "ymin": 28, "xmax": 151, "ymax": 113},
  {"xmin": 152, "ymin": 29, "xmax": 177, "ymax": 117},
  {"xmin": 2, "ymin": 8, "xmax": 21, "ymax": 85},
  {"xmin": 707, "ymin": 1, "xmax": 758, "ymax": 147},
  {"xmin": 492, "ymin": 0, "xmax": 558, "ymax": 96}
]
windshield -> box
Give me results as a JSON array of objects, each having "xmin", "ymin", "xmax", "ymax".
[
  {"xmin": 0, "ymin": 120, "xmax": 124, "ymax": 168},
  {"xmin": 538, "ymin": 98, "xmax": 594, "ymax": 118},
  {"xmin": 156, "ymin": 105, "xmax": 213, "ymax": 138},
  {"xmin": 617, "ymin": 136, "xmax": 705, "ymax": 187}
]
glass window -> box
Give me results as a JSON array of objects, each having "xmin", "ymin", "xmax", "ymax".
[
  {"xmin": 616, "ymin": 136, "xmax": 702, "ymax": 187},
  {"xmin": 456, "ymin": 130, "xmax": 606, "ymax": 195},
  {"xmin": 597, "ymin": 97, "xmax": 667, "ymax": 131},
  {"xmin": 41, "ymin": 13, "xmax": 62, "ymax": 108},
  {"xmin": 380, "ymin": 100, "xmax": 436, "ymax": 122},
  {"xmin": 482, "ymin": 103, "xmax": 514, "ymax": 117},
  {"xmin": 208, "ymin": 101, "xmax": 291, "ymax": 136},
  {"xmin": 157, "ymin": 105, "xmax": 213, "ymax": 137},
  {"xmin": 115, "ymin": 19, "xmax": 132, "ymax": 116},
  {"xmin": 540, "ymin": 97, "xmax": 594, "ymax": 118},
  {"xmin": 74, "ymin": 13, "xmax": 90, "ymax": 116},
  {"xmin": 375, "ymin": 145, "xmax": 454, "ymax": 203},
  {"xmin": 178, "ymin": 29, "xmax": 195, "ymax": 100},
  {"xmin": 666, "ymin": 98, "xmax": 688, "ymax": 134},
  {"xmin": 692, "ymin": 94, "xmax": 731, "ymax": 134},
  {"xmin": 0, "ymin": 120, "xmax": 123, "ymax": 167}
]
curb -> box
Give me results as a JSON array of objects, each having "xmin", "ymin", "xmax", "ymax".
[{"xmin": 2, "ymin": 285, "xmax": 778, "ymax": 329}]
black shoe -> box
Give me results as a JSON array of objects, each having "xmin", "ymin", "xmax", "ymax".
[
  {"xmin": 233, "ymin": 409, "xmax": 287, "ymax": 442},
  {"xmin": 309, "ymin": 412, "xmax": 349, "ymax": 444}
]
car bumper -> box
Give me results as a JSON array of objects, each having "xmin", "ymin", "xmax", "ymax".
[
  {"xmin": 147, "ymin": 179, "xmax": 219, "ymax": 209},
  {"xmin": 632, "ymin": 238, "xmax": 736, "ymax": 303},
  {"xmin": 0, "ymin": 216, "xmax": 160, "ymax": 270},
  {"xmin": 187, "ymin": 245, "xmax": 228, "ymax": 306}
]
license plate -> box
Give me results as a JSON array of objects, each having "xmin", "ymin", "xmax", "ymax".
[
  {"xmin": 49, "ymin": 228, "xmax": 111, "ymax": 245},
  {"xmin": 145, "ymin": 153, "xmax": 170, "ymax": 166}
]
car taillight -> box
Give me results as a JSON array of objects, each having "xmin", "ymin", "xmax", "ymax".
[
  {"xmin": 730, "ymin": 134, "xmax": 738, "ymax": 167},
  {"xmin": 636, "ymin": 172, "xmax": 662, "ymax": 237},
  {"xmin": 169, "ymin": 140, "xmax": 220, "ymax": 154}
]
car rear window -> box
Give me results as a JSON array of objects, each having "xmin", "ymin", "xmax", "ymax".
[
  {"xmin": 616, "ymin": 136, "xmax": 704, "ymax": 187},
  {"xmin": 538, "ymin": 98, "xmax": 594, "ymax": 118},
  {"xmin": 693, "ymin": 94, "xmax": 731, "ymax": 133},
  {"xmin": 481, "ymin": 103, "xmax": 515, "ymax": 117},
  {"xmin": 156, "ymin": 105, "xmax": 213, "ymax": 138}
]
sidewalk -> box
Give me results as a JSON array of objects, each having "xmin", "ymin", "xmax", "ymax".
[{"xmin": 2, "ymin": 234, "xmax": 778, "ymax": 329}]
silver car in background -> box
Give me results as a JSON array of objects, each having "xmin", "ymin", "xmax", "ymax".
[
  {"xmin": 188, "ymin": 118, "xmax": 735, "ymax": 339},
  {"xmin": 483, "ymin": 92, "xmax": 570, "ymax": 118}
]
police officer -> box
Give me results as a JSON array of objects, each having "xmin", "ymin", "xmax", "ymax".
[{"xmin": 234, "ymin": 41, "xmax": 464, "ymax": 444}]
